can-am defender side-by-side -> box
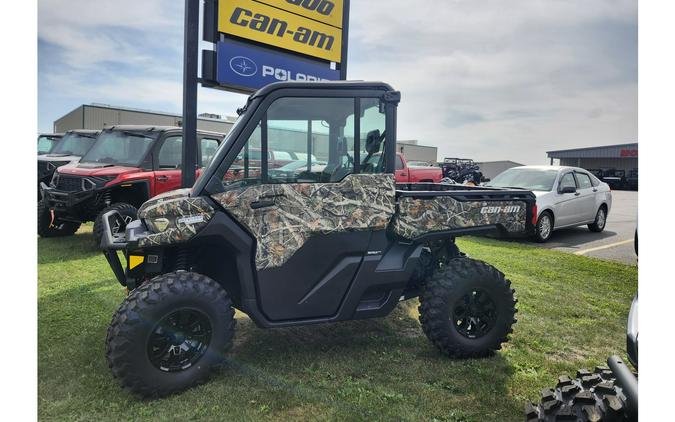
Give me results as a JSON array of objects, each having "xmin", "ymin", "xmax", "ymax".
[
  {"xmin": 37, "ymin": 133, "xmax": 64, "ymax": 155},
  {"xmin": 100, "ymin": 82, "xmax": 537, "ymax": 397},
  {"xmin": 39, "ymin": 126, "xmax": 223, "ymax": 244},
  {"xmin": 37, "ymin": 129, "xmax": 99, "ymax": 199}
]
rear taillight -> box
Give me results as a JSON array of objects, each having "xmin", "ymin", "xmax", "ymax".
[{"xmin": 531, "ymin": 204, "xmax": 538, "ymax": 225}]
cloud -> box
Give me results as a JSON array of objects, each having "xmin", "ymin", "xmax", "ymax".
[{"xmin": 38, "ymin": 0, "xmax": 637, "ymax": 164}]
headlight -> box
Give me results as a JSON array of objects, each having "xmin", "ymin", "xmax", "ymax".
[{"xmin": 146, "ymin": 217, "xmax": 171, "ymax": 233}]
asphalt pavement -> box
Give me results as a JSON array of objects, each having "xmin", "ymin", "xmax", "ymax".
[{"xmin": 535, "ymin": 190, "xmax": 638, "ymax": 265}]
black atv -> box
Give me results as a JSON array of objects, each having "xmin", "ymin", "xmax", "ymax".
[{"xmin": 100, "ymin": 81, "xmax": 538, "ymax": 397}]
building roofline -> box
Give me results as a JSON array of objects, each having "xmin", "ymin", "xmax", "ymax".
[
  {"xmin": 56, "ymin": 103, "xmax": 237, "ymax": 124},
  {"xmin": 546, "ymin": 142, "xmax": 638, "ymax": 155}
]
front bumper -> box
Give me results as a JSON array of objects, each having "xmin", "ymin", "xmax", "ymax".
[
  {"xmin": 40, "ymin": 182, "xmax": 104, "ymax": 221},
  {"xmin": 99, "ymin": 210, "xmax": 163, "ymax": 288}
]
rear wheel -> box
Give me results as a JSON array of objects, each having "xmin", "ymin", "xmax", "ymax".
[
  {"xmin": 525, "ymin": 366, "xmax": 629, "ymax": 421},
  {"xmin": 588, "ymin": 207, "xmax": 607, "ymax": 233},
  {"xmin": 418, "ymin": 258, "xmax": 517, "ymax": 358},
  {"xmin": 106, "ymin": 272, "xmax": 235, "ymax": 398},
  {"xmin": 92, "ymin": 203, "xmax": 137, "ymax": 248},
  {"xmin": 533, "ymin": 211, "xmax": 553, "ymax": 243},
  {"xmin": 37, "ymin": 200, "xmax": 80, "ymax": 238}
]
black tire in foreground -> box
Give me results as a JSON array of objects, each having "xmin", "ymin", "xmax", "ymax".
[
  {"xmin": 588, "ymin": 206, "xmax": 608, "ymax": 233},
  {"xmin": 533, "ymin": 211, "xmax": 553, "ymax": 243},
  {"xmin": 525, "ymin": 366, "xmax": 630, "ymax": 421},
  {"xmin": 106, "ymin": 272, "xmax": 236, "ymax": 398},
  {"xmin": 418, "ymin": 257, "xmax": 517, "ymax": 358},
  {"xmin": 92, "ymin": 203, "xmax": 137, "ymax": 248},
  {"xmin": 37, "ymin": 199, "xmax": 80, "ymax": 238}
]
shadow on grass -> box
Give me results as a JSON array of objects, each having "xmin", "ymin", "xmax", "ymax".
[
  {"xmin": 39, "ymin": 278, "xmax": 521, "ymax": 421},
  {"xmin": 38, "ymin": 230, "xmax": 101, "ymax": 264}
]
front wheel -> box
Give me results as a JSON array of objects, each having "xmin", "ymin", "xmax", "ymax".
[
  {"xmin": 588, "ymin": 207, "xmax": 607, "ymax": 233},
  {"xmin": 418, "ymin": 258, "xmax": 517, "ymax": 358},
  {"xmin": 37, "ymin": 200, "xmax": 80, "ymax": 238},
  {"xmin": 106, "ymin": 272, "xmax": 236, "ymax": 398},
  {"xmin": 533, "ymin": 211, "xmax": 553, "ymax": 243}
]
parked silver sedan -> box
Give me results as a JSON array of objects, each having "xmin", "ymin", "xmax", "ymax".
[{"xmin": 488, "ymin": 166, "xmax": 612, "ymax": 242}]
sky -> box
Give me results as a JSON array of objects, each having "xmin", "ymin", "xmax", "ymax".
[{"xmin": 38, "ymin": 0, "xmax": 637, "ymax": 165}]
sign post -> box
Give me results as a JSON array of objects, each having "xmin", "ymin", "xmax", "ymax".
[{"xmin": 181, "ymin": 0, "xmax": 200, "ymax": 188}]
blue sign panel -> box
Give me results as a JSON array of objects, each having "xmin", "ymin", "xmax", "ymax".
[{"xmin": 216, "ymin": 39, "xmax": 340, "ymax": 93}]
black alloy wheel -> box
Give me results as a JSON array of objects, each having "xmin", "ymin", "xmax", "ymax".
[
  {"xmin": 147, "ymin": 308, "xmax": 212, "ymax": 373},
  {"xmin": 452, "ymin": 289, "xmax": 497, "ymax": 339}
]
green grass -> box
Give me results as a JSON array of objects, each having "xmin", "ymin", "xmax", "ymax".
[{"xmin": 38, "ymin": 226, "xmax": 637, "ymax": 421}]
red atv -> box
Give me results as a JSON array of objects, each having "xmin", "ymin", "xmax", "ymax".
[{"xmin": 39, "ymin": 125, "xmax": 223, "ymax": 246}]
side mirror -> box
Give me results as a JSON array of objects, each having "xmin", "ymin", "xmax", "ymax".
[{"xmin": 560, "ymin": 186, "xmax": 576, "ymax": 194}]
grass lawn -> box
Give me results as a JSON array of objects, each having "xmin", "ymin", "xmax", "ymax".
[{"xmin": 38, "ymin": 225, "xmax": 637, "ymax": 421}]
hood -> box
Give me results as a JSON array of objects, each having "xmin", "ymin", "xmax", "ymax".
[
  {"xmin": 38, "ymin": 154, "xmax": 81, "ymax": 163},
  {"xmin": 57, "ymin": 162, "xmax": 142, "ymax": 177},
  {"xmin": 138, "ymin": 188, "xmax": 192, "ymax": 217}
]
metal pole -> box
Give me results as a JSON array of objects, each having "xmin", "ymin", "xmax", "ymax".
[
  {"xmin": 181, "ymin": 0, "xmax": 200, "ymax": 188},
  {"xmin": 339, "ymin": 0, "xmax": 350, "ymax": 80}
]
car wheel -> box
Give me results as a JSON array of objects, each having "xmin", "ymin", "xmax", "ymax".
[
  {"xmin": 588, "ymin": 207, "xmax": 607, "ymax": 233},
  {"xmin": 533, "ymin": 211, "xmax": 553, "ymax": 243}
]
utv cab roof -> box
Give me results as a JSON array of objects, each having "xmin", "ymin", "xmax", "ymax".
[
  {"xmin": 103, "ymin": 125, "xmax": 224, "ymax": 137},
  {"xmin": 248, "ymin": 81, "xmax": 396, "ymax": 101}
]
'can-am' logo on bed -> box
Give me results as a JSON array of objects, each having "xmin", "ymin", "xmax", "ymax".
[{"xmin": 480, "ymin": 205, "xmax": 522, "ymax": 214}]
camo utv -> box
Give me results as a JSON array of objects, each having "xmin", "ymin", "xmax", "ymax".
[{"xmin": 100, "ymin": 81, "xmax": 537, "ymax": 397}]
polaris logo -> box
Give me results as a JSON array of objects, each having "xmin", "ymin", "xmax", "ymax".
[
  {"xmin": 261, "ymin": 65, "xmax": 330, "ymax": 82},
  {"xmin": 480, "ymin": 205, "xmax": 522, "ymax": 214}
]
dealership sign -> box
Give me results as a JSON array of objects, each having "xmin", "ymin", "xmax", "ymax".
[
  {"xmin": 216, "ymin": 38, "xmax": 340, "ymax": 91},
  {"xmin": 620, "ymin": 149, "xmax": 638, "ymax": 157},
  {"xmin": 203, "ymin": 0, "xmax": 348, "ymax": 93}
]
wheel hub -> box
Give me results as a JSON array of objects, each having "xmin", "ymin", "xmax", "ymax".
[
  {"xmin": 452, "ymin": 289, "xmax": 497, "ymax": 339},
  {"xmin": 147, "ymin": 309, "xmax": 212, "ymax": 372}
]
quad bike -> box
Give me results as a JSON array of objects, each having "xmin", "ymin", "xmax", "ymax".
[{"xmin": 100, "ymin": 81, "xmax": 537, "ymax": 397}]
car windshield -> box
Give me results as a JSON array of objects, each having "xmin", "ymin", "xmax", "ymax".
[
  {"xmin": 488, "ymin": 168, "xmax": 559, "ymax": 191},
  {"xmin": 38, "ymin": 135, "xmax": 60, "ymax": 154},
  {"xmin": 50, "ymin": 132, "xmax": 97, "ymax": 156},
  {"xmin": 81, "ymin": 130, "xmax": 157, "ymax": 166}
]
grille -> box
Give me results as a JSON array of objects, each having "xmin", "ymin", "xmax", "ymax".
[
  {"xmin": 38, "ymin": 161, "xmax": 49, "ymax": 174},
  {"xmin": 56, "ymin": 175, "xmax": 83, "ymax": 192}
]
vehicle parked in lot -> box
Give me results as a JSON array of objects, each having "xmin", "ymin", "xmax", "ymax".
[
  {"xmin": 37, "ymin": 133, "xmax": 63, "ymax": 155},
  {"xmin": 38, "ymin": 129, "xmax": 99, "ymax": 198},
  {"xmin": 526, "ymin": 239, "xmax": 638, "ymax": 421},
  {"xmin": 488, "ymin": 166, "xmax": 612, "ymax": 242},
  {"xmin": 39, "ymin": 125, "xmax": 223, "ymax": 245},
  {"xmin": 99, "ymin": 81, "xmax": 537, "ymax": 397},
  {"xmin": 407, "ymin": 160, "xmax": 434, "ymax": 167},
  {"xmin": 625, "ymin": 168, "xmax": 638, "ymax": 191},
  {"xmin": 267, "ymin": 159, "xmax": 328, "ymax": 181},
  {"xmin": 439, "ymin": 158, "xmax": 484, "ymax": 185},
  {"xmin": 601, "ymin": 168, "xmax": 626, "ymax": 190}
]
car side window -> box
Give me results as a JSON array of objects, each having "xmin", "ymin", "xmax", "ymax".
[
  {"xmin": 559, "ymin": 172, "xmax": 576, "ymax": 191},
  {"xmin": 200, "ymin": 138, "xmax": 220, "ymax": 167},
  {"xmin": 575, "ymin": 172, "xmax": 593, "ymax": 189},
  {"xmin": 158, "ymin": 136, "xmax": 182, "ymax": 169},
  {"xmin": 395, "ymin": 155, "xmax": 404, "ymax": 170}
]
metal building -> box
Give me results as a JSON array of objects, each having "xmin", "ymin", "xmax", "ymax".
[
  {"xmin": 475, "ymin": 160, "xmax": 525, "ymax": 180},
  {"xmin": 396, "ymin": 140, "xmax": 438, "ymax": 164},
  {"xmin": 53, "ymin": 104, "xmax": 235, "ymax": 134},
  {"xmin": 546, "ymin": 143, "xmax": 638, "ymax": 172}
]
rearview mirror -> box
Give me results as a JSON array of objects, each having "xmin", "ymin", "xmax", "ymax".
[{"xmin": 560, "ymin": 186, "xmax": 576, "ymax": 194}]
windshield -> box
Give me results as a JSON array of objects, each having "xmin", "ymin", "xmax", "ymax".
[
  {"xmin": 81, "ymin": 130, "xmax": 156, "ymax": 166},
  {"xmin": 488, "ymin": 168, "xmax": 559, "ymax": 191},
  {"xmin": 38, "ymin": 135, "xmax": 60, "ymax": 154},
  {"xmin": 50, "ymin": 132, "xmax": 97, "ymax": 156}
]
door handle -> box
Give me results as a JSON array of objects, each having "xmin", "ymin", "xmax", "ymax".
[
  {"xmin": 593, "ymin": 188, "xmax": 598, "ymax": 192},
  {"xmin": 157, "ymin": 175, "xmax": 169, "ymax": 182},
  {"xmin": 250, "ymin": 199, "xmax": 275, "ymax": 209},
  {"xmin": 574, "ymin": 192, "xmax": 581, "ymax": 196}
]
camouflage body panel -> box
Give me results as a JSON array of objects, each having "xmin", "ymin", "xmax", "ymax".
[
  {"xmin": 392, "ymin": 196, "xmax": 527, "ymax": 240},
  {"xmin": 137, "ymin": 190, "xmax": 214, "ymax": 248},
  {"xmin": 212, "ymin": 174, "xmax": 396, "ymax": 270}
]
